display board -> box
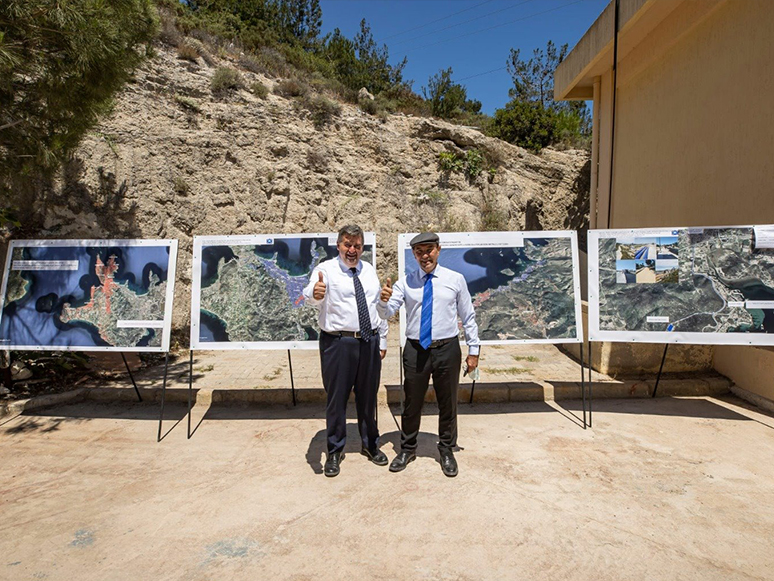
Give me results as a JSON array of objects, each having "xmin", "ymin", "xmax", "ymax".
[
  {"xmin": 397, "ymin": 231, "xmax": 583, "ymax": 344},
  {"xmin": 191, "ymin": 233, "xmax": 376, "ymax": 350},
  {"xmin": 0, "ymin": 239, "xmax": 178, "ymax": 352},
  {"xmin": 588, "ymin": 225, "xmax": 774, "ymax": 344}
]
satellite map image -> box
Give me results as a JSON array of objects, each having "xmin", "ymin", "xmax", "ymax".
[
  {"xmin": 0, "ymin": 241, "xmax": 176, "ymax": 350},
  {"xmin": 592, "ymin": 226, "xmax": 774, "ymax": 343},
  {"xmin": 400, "ymin": 232, "xmax": 581, "ymax": 343},
  {"xmin": 193, "ymin": 234, "xmax": 374, "ymax": 348}
]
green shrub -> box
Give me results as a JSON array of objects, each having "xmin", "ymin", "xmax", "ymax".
[
  {"xmin": 176, "ymin": 42, "xmax": 200, "ymax": 62},
  {"xmin": 438, "ymin": 149, "xmax": 487, "ymax": 181},
  {"xmin": 251, "ymin": 82, "xmax": 269, "ymax": 99},
  {"xmin": 488, "ymin": 100, "xmax": 556, "ymax": 153},
  {"xmin": 438, "ymin": 152, "xmax": 464, "ymax": 174},
  {"xmin": 174, "ymin": 95, "xmax": 201, "ymax": 113},
  {"xmin": 210, "ymin": 67, "xmax": 244, "ymax": 96},
  {"xmin": 464, "ymin": 149, "xmax": 484, "ymax": 180},
  {"xmin": 358, "ymin": 97, "xmax": 377, "ymax": 115},
  {"xmin": 301, "ymin": 95, "xmax": 341, "ymax": 129},
  {"xmin": 274, "ymin": 78, "xmax": 308, "ymax": 98}
]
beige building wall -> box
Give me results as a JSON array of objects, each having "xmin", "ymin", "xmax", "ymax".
[
  {"xmin": 610, "ymin": 0, "xmax": 774, "ymax": 228},
  {"xmin": 557, "ymin": 0, "xmax": 774, "ymax": 403}
]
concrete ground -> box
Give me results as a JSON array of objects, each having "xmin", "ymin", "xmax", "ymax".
[{"xmin": 2, "ymin": 395, "xmax": 774, "ymax": 580}]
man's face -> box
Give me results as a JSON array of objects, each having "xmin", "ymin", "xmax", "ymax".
[
  {"xmin": 337, "ymin": 234, "xmax": 364, "ymax": 267},
  {"xmin": 413, "ymin": 243, "xmax": 440, "ymax": 274}
]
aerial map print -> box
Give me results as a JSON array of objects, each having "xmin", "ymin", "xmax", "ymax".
[
  {"xmin": 589, "ymin": 226, "xmax": 774, "ymax": 345},
  {"xmin": 191, "ymin": 233, "xmax": 375, "ymax": 349},
  {"xmin": 398, "ymin": 232, "xmax": 582, "ymax": 344},
  {"xmin": 0, "ymin": 240, "xmax": 177, "ymax": 351}
]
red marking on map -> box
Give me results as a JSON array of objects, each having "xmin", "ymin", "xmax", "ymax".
[
  {"xmin": 294, "ymin": 295, "xmax": 304, "ymax": 306},
  {"xmin": 86, "ymin": 254, "xmax": 119, "ymax": 314}
]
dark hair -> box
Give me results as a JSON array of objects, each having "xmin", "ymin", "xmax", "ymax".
[{"xmin": 337, "ymin": 224, "xmax": 364, "ymax": 244}]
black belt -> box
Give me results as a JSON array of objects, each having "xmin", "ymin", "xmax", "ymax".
[
  {"xmin": 324, "ymin": 329, "xmax": 378, "ymax": 339},
  {"xmin": 409, "ymin": 337, "xmax": 455, "ymax": 349}
]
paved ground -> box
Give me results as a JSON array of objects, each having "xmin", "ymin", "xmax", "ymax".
[
  {"xmin": 2, "ymin": 395, "xmax": 774, "ymax": 580},
  {"xmin": 102, "ymin": 340, "xmax": 608, "ymax": 393}
]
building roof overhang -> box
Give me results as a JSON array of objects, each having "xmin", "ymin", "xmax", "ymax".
[{"xmin": 554, "ymin": 0, "xmax": 725, "ymax": 101}]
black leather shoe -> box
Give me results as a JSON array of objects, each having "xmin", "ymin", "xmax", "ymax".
[
  {"xmin": 439, "ymin": 448, "xmax": 458, "ymax": 477},
  {"xmin": 389, "ymin": 450, "xmax": 416, "ymax": 472},
  {"xmin": 361, "ymin": 447, "xmax": 389, "ymax": 466},
  {"xmin": 324, "ymin": 451, "xmax": 344, "ymax": 477}
]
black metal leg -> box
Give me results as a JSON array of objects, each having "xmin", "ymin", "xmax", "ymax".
[
  {"xmin": 588, "ymin": 342, "xmax": 593, "ymax": 428},
  {"xmin": 652, "ymin": 344, "xmax": 669, "ymax": 398},
  {"xmin": 287, "ymin": 349, "xmax": 296, "ymax": 406},
  {"xmin": 399, "ymin": 346, "xmax": 404, "ymax": 416},
  {"xmin": 468, "ymin": 346, "xmax": 481, "ymax": 404},
  {"xmin": 580, "ymin": 342, "xmax": 587, "ymax": 429},
  {"xmin": 121, "ymin": 352, "xmax": 142, "ymax": 402},
  {"xmin": 187, "ymin": 350, "xmax": 193, "ymax": 439},
  {"xmin": 157, "ymin": 353, "xmax": 169, "ymax": 443},
  {"xmin": 2, "ymin": 351, "xmax": 12, "ymax": 390}
]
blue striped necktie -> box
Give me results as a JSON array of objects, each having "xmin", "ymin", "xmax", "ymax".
[
  {"xmin": 419, "ymin": 272, "xmax": 433, "ymax": 349},
  {"xmin": 350, "ymin": 267, "xmax": 372, "ymax": 341}
]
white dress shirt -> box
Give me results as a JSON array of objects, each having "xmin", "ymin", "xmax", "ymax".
[
  {"xmin": 377, "ymin": 264, "xmax": 479, "ymax": 355},
  {"xmin": 303, "ymin": 257, "xmax": 388, "ymax": 350}
]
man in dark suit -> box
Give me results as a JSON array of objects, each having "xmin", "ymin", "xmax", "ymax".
[
  {"xmin": 302, "ymin": 225, "xmax": 388, "ymax": 477},
  {"xmin": 377, "ymin": 232, "xmax": 479, "ymax": 477}
]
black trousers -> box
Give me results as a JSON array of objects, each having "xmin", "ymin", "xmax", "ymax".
[
  {"xmin": 319, "ymin": 331, "xmax": 381, "ymax": 454},
  {"xmin": 401, "ymin": 338, "xmax": 461, "ymax": 451}
]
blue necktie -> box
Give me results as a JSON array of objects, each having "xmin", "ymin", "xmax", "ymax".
[{"xmin": 419, "ymin": 273, "xmax": 433, "ymax": 349}]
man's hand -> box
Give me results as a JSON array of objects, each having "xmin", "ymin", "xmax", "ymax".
[
  {"xmin": 380, "ymin": 278, "xmax": 392, "ymax": 302},
  {"xmin": 380, "ymin": 349, "xmax": 387, "ymax": 360},
  {"xmin": 466, "ymin": 354, "xmax": 479, "ymax": 373},
  {"xmin": 313, "ymin": 271, "xmax": 326, "ymax": 300}
]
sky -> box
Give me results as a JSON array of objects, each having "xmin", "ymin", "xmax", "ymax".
[{"xmin": 319, "ymin": 0, "xmax": 609, "ymax": 115}]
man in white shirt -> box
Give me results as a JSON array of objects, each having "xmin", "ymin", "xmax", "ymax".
[
  {"xmin": 302, "ymin": 225, "xmax": 388, "ymax": 477},
  {"xmin": 377, "ymin": 232, "xmax": 479, "ymax": 477}
]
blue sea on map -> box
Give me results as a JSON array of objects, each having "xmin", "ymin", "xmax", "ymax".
[
  {"xmin": 403, "ymin": 240, "xmax": 548, "ymax": 293},
  {"xmin": 0, "ymin": 245, "xmax": 170, "ymax": 348}
]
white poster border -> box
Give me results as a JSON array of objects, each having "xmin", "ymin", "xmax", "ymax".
[
  {"xmin": 397, "ymin": 230, "xmax": 583, "ymax": 346},
  {"xmin": 588, "ymin": 224, "xmax": 774, "ymax": 346},
  {"xmin": 0, "ymin": 238, "xmax": 178, "ymax": 352},
  {"xmin": 190, "ymin": 232, "xmax": 377, "ymax": 351}
]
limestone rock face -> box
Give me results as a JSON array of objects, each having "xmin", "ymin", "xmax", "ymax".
[{"xmin": 29, "ymin": 45, "xmax": 590, "ymax": 336}]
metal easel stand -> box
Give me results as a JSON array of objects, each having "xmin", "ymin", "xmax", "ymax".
[
  {"xmin": 121, "ymin": 352, "xmax": 143, "ymax": 402},
  {"xmin": 651, "ymin": 344, "xmax": 669, "ymax": 398},
  {"xmin": 579, "ymin": 342, "xmax": 587, "ymax": 429},
  {"xmin": 287, "ymin": 349, "xmax": 297, "ymax": 406},
  {"xmin": 468, "ymin": 346, "xmax": 481, "ymax": 404},
  {"xmin": 156, "ymin": 352, "xmax": 170, "ymax": 442}
]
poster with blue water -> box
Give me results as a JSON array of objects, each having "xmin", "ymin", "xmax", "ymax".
[
  {"xmin": 588, "ymin": 225, "xmax": 774, "ymax": 345},
  {"xmin": 397, "ymin": 231, "xmax": 583, "ymax": 344},
  {"xmin": 191, "ymin": 233, "xmax": 376, "ymax": 350},
  {"xmin": 0, "ymin": 239, "xmax": 178, "ymax": 351}
]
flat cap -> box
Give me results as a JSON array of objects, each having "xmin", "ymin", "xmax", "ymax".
[{"xmin": 409, "ymin": 232, "xmax": 440, "ymax": 247}]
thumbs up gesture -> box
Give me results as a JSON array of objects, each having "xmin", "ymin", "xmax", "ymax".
[
  {"xmin": 313, "ymin": 271, "xmax": 327, "ymax": 300},
  {"xmin": 380, "ymin": 277, "xmax": 393, "ymax": 302}
]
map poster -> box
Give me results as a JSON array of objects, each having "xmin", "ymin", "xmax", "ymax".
[
  {"xmin": 588, "ymin": 225, "xmax": 774, "ymax": 345},
  {"xmin": 397, "ymin": 231, "xmax": 583, "ymax": 345},
  {"xmin": 0, "ymin": 239, "xmax": 178, "ymax": 352},
  {"xmin": 191, "ymin": 233, "xmax": 376, "ymax": 350}
]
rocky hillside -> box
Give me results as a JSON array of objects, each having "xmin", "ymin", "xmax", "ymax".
[{"xmin": 34, "ymin": 44, "xmax": 590, "ymax": 337}]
